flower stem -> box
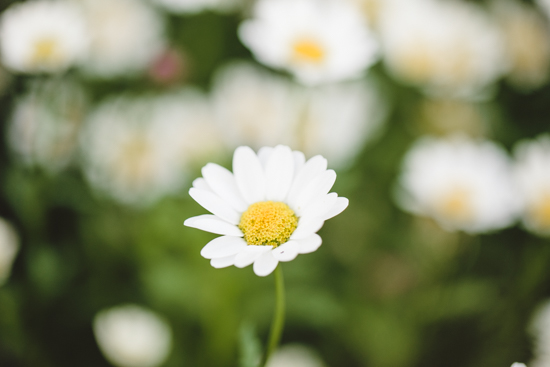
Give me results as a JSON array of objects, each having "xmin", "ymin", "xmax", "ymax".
[{"xmin": 259, "ymin": 265, "xmax": 285, "ymax": 367}]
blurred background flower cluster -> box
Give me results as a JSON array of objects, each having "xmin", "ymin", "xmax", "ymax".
[{"xmin": 0, "ymin": 0, "xmax": 549, "ymax": 366}]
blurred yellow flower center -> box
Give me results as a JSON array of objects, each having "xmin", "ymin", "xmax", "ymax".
[
  {"xmin": 239, "ymin": 201, "xmax": 298, "ymax": 247},
  {"xmin": 30, "ymin": 37, "xmax": 60, "ymax": 65},
  {"xmin": 437, "ymin": 187, "xmax": 473, "ymax": 222},
  {"xmin": 531, "ymin": 193, "xmax": 550, "ymax": 230},
  {"xmin": 292, "ymin": 39, "xmax": 325, "ymax": 64}
]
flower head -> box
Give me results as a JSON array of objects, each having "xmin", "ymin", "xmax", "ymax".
[
  {"xmin": 0, "ymin": 0, "xmax": 88, "ymax": 74},
  {"xmin": 395, "ymin": 135, "xmax": 520, "ymax": 233},
  {"xmin": 184, "ymin": 145, "xmax": 348, "ymax": 276},
  {"xmin": 93, "ymin": 304, "xmax": 172, "ymax": 367},
  {"xmin": 513, "ymin": 134, "xmax": 550, "ymax": 237},
  {"xmin": 238, "ymin": 0, "xmax": 378, "ymax": 85}
]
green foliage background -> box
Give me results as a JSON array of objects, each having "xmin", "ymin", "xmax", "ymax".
[{"xmin": 0, "ymin": 1, "xmax": 549, "ymax": 366}]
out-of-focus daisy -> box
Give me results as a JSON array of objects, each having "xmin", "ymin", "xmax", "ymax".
[
  {"xmin": 491, "ymin": 0, "xmax": 550, "ymax": 91},
  {"xmin": 530, "ymin": 300, "xmax": 550, "ymax": 367},
  {"xmin": 150, "ymin": 88, "xmax": 225, "ymax": 166},
  {"xmin": 211, "ymin": 61, "xmax": 300, "ymax": 149},
  {"xmin": 0, "ymin": 218, "xmax": 19, "ymax": 286},
  {"xmin": 149, "ymin": 0, "xmax": 241, "ymax": 14},
  {"xmin": 395, "ymin": 135, "xmax": 519, "ymax": 233},
  {"xmin": 345, "ymin": 0, "xmax": 383, "ymax": 27},
  {"xmin": 0, "ymin": 0, "xmax": 88, "ymax": 74},
  {"xmin": 8, "ymin": 79, "xmax": 88, "ymax": 173},
  {"xmin": 184, "ymin": 145, "xmax": 348, "ymax": 276},
  {"xmin": 80, "ymin": 94, "xmax": 186, "ymax": 206},
  {"xmin": 211, "ymin": 61, "xmax": 388, "ymax": 168},
  {"xmin": 511, "ymin": 364, "xmax": 527, "ymax": 367},
  {"xmin": 93, "ymin": 304, "xmax": 172, "ymax": 367},
  {"xmin": 297, "ymin": 78, "xmax": 388, "ymax": 169},
  {"xmin": 267, "ymin": 344, "xmax": 326, "ymax": 367},
  {"xmin": 238, "ymin": 0, "xmax": 378, "ymax": 85},
  {"xmin": 513, "ymin": 135, "xmax": 550, "ymax": 237},
  {"xmin": 77, "ymin": 0, "xmax": 165, "ymax": 78},
  {"xmin": 379, "ymin": 0, "xmax": 508, "ymax": 99}
]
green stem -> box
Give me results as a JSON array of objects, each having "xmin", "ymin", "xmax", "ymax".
[{"xmin": 259, "ymin": 265, "xmax": 286, "ymax": 367}]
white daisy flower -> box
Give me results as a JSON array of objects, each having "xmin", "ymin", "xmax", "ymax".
[
  {"xmin": 211, "ymin": 61, "xmax": 301, "ymax": 150},
  {"xmin": 511, "ymin": 364, "xmax": 527, "ymax": 367},
  {"xmin": 395, "ymin": 135, "xmax": 520, "ymax": 233},
  {"xmin": 184, "ymin": 145, "xmax": 349, "ymax": 277},
  {"xmin": 80, "ymin": 94, "xmax": 186, "ymax": 206},
  {"xmin": 77, "ymin": 0, "xmax": 165, "ymax": 78},
  {"xmin": 149, "ymin": 0, "xmax": 241, "ymax": 14},
  {"xmin": 513, "ymin": 134, "xmax": 550, "ymax": 237},
  {"xmin": 0, "ymin": 0, "xmax": 88, "ymax": 74},
  {"xmin": 0, "ymin": 218, "xmax": 19, "ymax": 286},
  {"xmin": 93, "ymin": 304, "xmax": 172, "ymax": 367},
  {"xmin": 238, "ymin": 0, "xmax": 379, "ymax": 85},
  {"xmin": 297, "ymin": 78, "xmax": 388, "ymax": 169},
  {"xmin": 211, "ymin": 61, "xmax": 388, "ymax": 169},
  {"xmin": 378, "ymin": 0, "xmax": 508, "ymax": 99},
  {"xmin": 8, "ymin": 79, "xmax": 88, "ymax": 173},
  {"xmin": 267, "ymin": 344, "xmax": 326, "ymax": 367},
  {"xmin": 491, "ymin": 0, "xmax": 550, "ymax": 91},
  {"xmin": 530, "ymin": 300, "xmax": 550, "ymax": 367}
]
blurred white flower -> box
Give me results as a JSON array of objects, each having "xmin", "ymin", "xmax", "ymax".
[
  {"xmin": 77, "ymin": 0, "xmax": 165, "ymax": 78},
  {"xmin": 211, "ymin": 61, "xmax": 301, "ymax": 149},
  {"xmin": 93, "ymin": 304, "xmax": 172, "ymax": 367},
  {"xmin": 344, "ymin": 0, "xmax": 383, "ymax": 27},
  {"xmin": 511, "ymin": 364, "xmax": 527, "ymax": 367},
  {"xmin": 0, "ymin": 0, "xmax": 88, "ymax": 74},
  {"xmin": 80, "ymin": 94, "xmax": 186, "ymax": 206},
  {"xmin": 238, "ymin": 0, "xmax": 378, "ymax": 85},
  {"xmin": 184, "ymin": 145, "xmax": 348, "ymax": 276},
  {"xmin": 150, "ymin": 88, "xmax": 225, "ymax": 165},
  {"xmin": 0, "ymin": 218, "xmax": 19, "ymax": 286},
  {"xmin": 8, "ymin": 79, "xmax": 88, "ymax": 173},
  {"xmin": 395, "ymin": 135, "xmax": 520, "ymax": 233},
  {"xmin": 297, "ymin": 78, "xmax": 388, "ymax": 169},
  {"xmin": 530, "ymin": 300, "xmax": 550, "ymax": 367},
  {"xmin": 267, "ymin": 344, "xmax": 326, "ymax": 367},
  {"xmin": 379, "ymin": 0, "xmax": 508, "ymax": 99},
  {"xmin": 491, "ymin": 0, "xmax": 550, "ymax": 91},
  {"xmin": 513, "ymin": 134, "xmax": 550, "ymax": 237},
  {"xmin": 149, "ymin": 0, "xmax": 241, "ymax": 14},
  {"xmin": 211, "ymin": 61, "xmax": 388, "ymax": 169}
]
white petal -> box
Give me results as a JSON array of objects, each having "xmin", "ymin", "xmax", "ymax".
[
  {"xmin": 200, "ymin": 236, "xmax": 248, "ymax": 259},
  {"xmin": 193, "ymin": 178, "xmax": 211, "ymax": 191},
  {"xmin": 234, "ymin": 246, "xmax": 271, "ymax": 268},
  {"xmin": 323, "ymin": 197, "xmax": 349, "ymax": 220},
  {"xmin": 296, "ymin": 234, "xmax": 322, "ymax": 254},
  {"xmin": 253, "ymin": 251, "xmax": 279, "ymax": 277},
  {"xmin": 189, "ymin": 188, "xmax": 241, "ymax": 224},
  {"xmin": 202, "ymin": 163, "xmax": 248, "ymax": 212},
  {"xmin": 293, "ymin": 151, "xmax": 306, "ymax": 176},
  {"xmin": 287, "ymin": 155, "xmax": 328, "ymax": 207},
  {"xmin": 184, "ymin": 215, "xmax": 243, "ymax": 236},
  {"xmin": 257, "ymin": 146, "xmax": 273, "ymax": 167},
  {"xmin": 291, "ymin": 217, "xmax": 325, "ymax": 240},
  {"xmin": 293, "ymin": 170, "xmax": 336, "ymax": 213},
  {"xmin": 297, "ymin": 192, "xmax": 338, "ymax": 218},
  {"xmin": 272, "ymin": 241, "xmax": 299, "ymax": 262},
  {"xmin": 210, "ymin": 255, "xmax": 236, "ymax": 268},
  {"xmin": 265, "ymin": 145, "xmax": 295, "ymax": 201},
  {"xmin": 233, "ymin": 146, "xmax": 266, "ymax": 204}
]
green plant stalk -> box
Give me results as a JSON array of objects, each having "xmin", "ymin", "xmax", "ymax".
[{"xmin": 259, "ymin": 265, "xmax": 285, "ymax": 367}]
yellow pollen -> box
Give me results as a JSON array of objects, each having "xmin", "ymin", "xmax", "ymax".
[
  {"xmin": 292, "ymin": 39, "xmax": 325, "ymax": 64},
  {"xmin": 530, "ymin": 193, "xmax": 550, "ymax": 230},
  {"xmin": 238, "ymin": 201, "xmax": 298, "ymax": 247},
  {"xmin": 30, "ymin": 37, "xmax": 60, "ymax": 65},
  {"xmin": 436, "ymin": 187, "xmax": 473, "ymax": 222}
]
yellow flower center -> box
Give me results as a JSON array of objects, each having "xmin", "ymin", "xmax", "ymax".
[
  {"xmin": 238, "ymin": 201, "xmax": 298, "ymax": 247},
  {"xmin": 530, "ymin": 193, "xmax": 550, "ymax": 230},
  {"xmin": 30, "ymin": 37, "xmax": 62, "ymax": 66},
  {"xmin": 436, "ymin": 187, "xmax": 473, "ymax": 222},
  {"xmin": 292, "ymin": 39, "xmax": 325, "ymax": 64}
]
